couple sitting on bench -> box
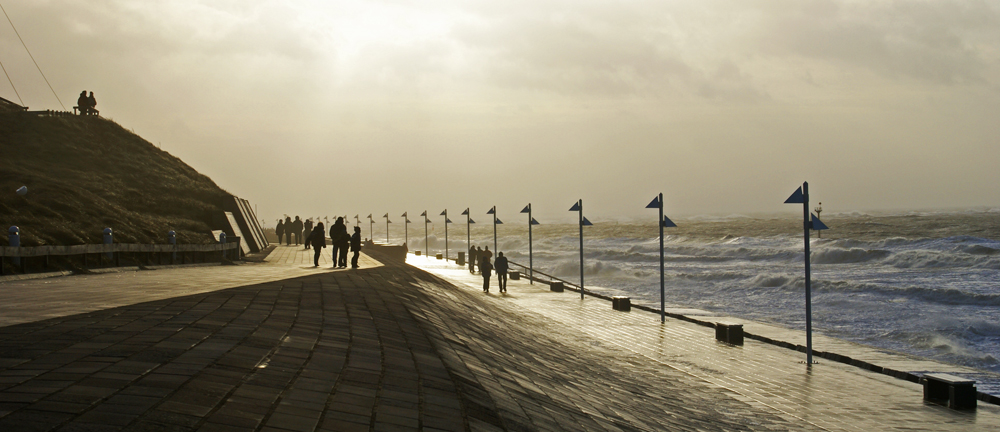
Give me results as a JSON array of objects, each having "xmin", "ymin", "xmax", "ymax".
[{"xmin": 75, "ymin": 91, "xmax": 98, "ymax": 116}]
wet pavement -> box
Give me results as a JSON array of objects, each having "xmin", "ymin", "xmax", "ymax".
[{"xmin": 0, "ymin": 245, "xmax": 995, "ymax": 431}]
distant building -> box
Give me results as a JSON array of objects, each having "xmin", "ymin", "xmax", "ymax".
[{"xmin": 0, "ymin": 96, "xmax": 27, "ymax": 113}]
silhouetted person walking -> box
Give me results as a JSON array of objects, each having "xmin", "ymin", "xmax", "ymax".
[
  {"xmin": 284, "ymin": 217, "xmax": 293, "ymax": 245},
  {"xmin": 483, "ymin": 246, "xmax": 493, "ymax": 262},
  {"xmin": 329, "ymin": 217, "xmax": 348, "ymax": 269},
  {"xmin": 350, "ymin": 226, "xmax": 362, "ymax": 268},
  {"xmin": 303, "ymin": 219, "xmax": 314, "ymax": 250},
  {"xmin": 275, "ymin": 219, "xmax": 284, "ymax": 244},
  {"xmin": 292, "ymin": 216, "xmax": 303, "ymax": 245},
  {"xmin": 495, "ymin": 252, "xmax": 509, "ymax": 293},
  {"xmin": 480, "ymin": 256, "xmax": 493, "ymax": 292},
  {"xmin": 337, "ymin": 226, "xmax": 350, "ymax": 268},
  {"xmin": 469, "ymin": 245, "xmax": 478, "ymax": 273},
  {"xmin": 306, "ymin": 223, "xmax": 326, "ymax": 266}
]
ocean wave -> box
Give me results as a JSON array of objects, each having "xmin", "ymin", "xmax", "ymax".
[
  {"xmin": 811, "ymin": 248, "xmax": 890, "ymax": 264},
  {"xmin": 885, "ymin": 250, "xmax": 1000, "ymax": 269},
  {"xmin": 740, "ymin": 274, "xmax": 1000, "ymax": 306}
]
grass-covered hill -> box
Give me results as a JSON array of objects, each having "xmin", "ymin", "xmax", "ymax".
[{"xmin": 0, "ymin": 113, "xmax": 231, "ymax": 246}]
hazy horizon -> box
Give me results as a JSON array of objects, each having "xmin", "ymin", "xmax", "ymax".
[{"xmin": 4, "ymin": 1, "xmax": 999, "ymax": 224}]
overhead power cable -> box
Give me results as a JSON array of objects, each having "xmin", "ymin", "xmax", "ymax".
[
  {"xmin": 0, "ymin": 57, "xmax": 24, "ymax": 105},
  {"xmin": 0, "ymin": 3, "xmax": 65, "ymax": 110}
]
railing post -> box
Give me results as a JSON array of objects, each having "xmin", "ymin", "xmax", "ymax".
[
  {"xmin": 9, "ymin": 226, "xmax": 20, "ymax": 269},
  {"xmin": 168, "ymin": 230, "xmax": 176, "ymax": 264},
  {"xmin": 219, "ymin": 233, "xmax": 227, "ymax": 261},
  {"xmin": 103, "ymin": 228, "xmax": 113, "ymax": 264}
]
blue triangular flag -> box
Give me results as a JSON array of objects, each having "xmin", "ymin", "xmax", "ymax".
[
  {"xmin": 446, "ymin": 218, "xmax": 453, "ymax": 224},
  {"xmin": 569, "ymin": 202, "xmax": 581, "ymax": 212},
  {"xmin": 440, "ymin": 210, "xmax": 447, "ymax": 216},
  {"xmin": 420, "ymin": 211, "xmax": 427, "ymax": 217},
  {"xmin": 521, "ymin": 204, "xmax": 531, "ymax": 213},
  {"xmin": 662, "ymin": 216, "xmax": 677, "ymax": 228},
  {"xmin": 581, "ymin": 216, "xmax": 593, "ymax": 226},
  {"xmin": 383, "ymin": 213, "xmax": 388, "ymax": 218},
  {"xmin": 367, "ymin": 214, "xmax": 372, "ymax": 218},
  {"xmin": 425, "ymin": 219, "xmax": 432, "ymax": 224},
  {"xmin": 530, "ymin": 218, "xmax": 540, "ymax": 225},
  {"xmin": 646, "ymin": 196, "xmax": 660, "ymax": 209},
  {"xmin": 461, "ymin": 208, "xmax": 469, "ymax": 215},
  {"xmin": 487, "ymin": 206, "xmax": 495, "ymax": 214},
  {"xmin": 495, "ymin": 219, "xmax": 503, "ymax": 224},
  {"xmin": 401, "ymin": 212, "xmax": 407, "ymax": 217},
  {"xmin": 469, "ymin": 218, "xmax": 476, "ymax": 224},
  {"xmin": 406, "ymin": 219, "xmax": 411, "ymax": 223},
  {"xmin": 386, "ymin": 219, "xmax": 392, "ymax": 223},
  {"xmin": 811, "ymin": 214, "xmax": 829, "ymax": 230},
  {"xmin": 784, "ymin": 187, "xmax": 804, "ymax": 204}
]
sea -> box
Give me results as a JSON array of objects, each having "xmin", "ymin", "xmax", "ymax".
[{"xmin": 393, "ymin": 208, "xmax": 1000, "ymax": 396}]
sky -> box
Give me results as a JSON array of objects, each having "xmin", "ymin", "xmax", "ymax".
[{"xmin": 3, "ymin": 0, "xmax": 999, "ymax": 225}]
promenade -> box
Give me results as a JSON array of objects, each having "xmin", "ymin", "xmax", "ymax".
[{"xmin": 0, "ymin": 245, "xmax": 997, "ymax": 431}]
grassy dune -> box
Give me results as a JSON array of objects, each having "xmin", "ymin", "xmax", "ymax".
[{"xmin": 0, "ymin": 114, "xmax": 230, "ymax": 246}]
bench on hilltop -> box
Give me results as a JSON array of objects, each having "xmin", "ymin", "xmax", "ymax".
[{"xmin": 73, "ymin": 106, "xmax": 99, "ymax": 116}]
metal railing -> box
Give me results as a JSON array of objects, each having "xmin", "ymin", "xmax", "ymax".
[{"xmin": 0, "ymin": 242, "xmax": 240, "ymax": 275}]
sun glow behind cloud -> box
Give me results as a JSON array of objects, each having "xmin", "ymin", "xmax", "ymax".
[{"xmin": 3, "ymin": 0, "xmax": 1000, "ymax": 220}]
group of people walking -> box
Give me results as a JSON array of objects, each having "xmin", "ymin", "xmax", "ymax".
[
  {"xmin": 275, "ymin": 216, "xmax": 362, "ymax": 269},
  {"xmin": 469, "ymin": 245, "xmax": 509, "ymax": 293}
]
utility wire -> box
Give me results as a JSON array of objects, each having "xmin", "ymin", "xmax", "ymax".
[
  {"xmin": 0, "ymin": 57, "xmax": 24, "ymax": 105},
  {"xmin": 0, "ymin": 3, "xmax": 65, "ymax": 110}
]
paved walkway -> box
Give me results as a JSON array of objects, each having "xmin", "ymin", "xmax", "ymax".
[{"xmin": 0, "ymin": 245, "xmax": 996, "ymax": 431}]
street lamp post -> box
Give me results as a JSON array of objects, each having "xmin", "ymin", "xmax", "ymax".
[
  {"xmin": 646, "ymin": 193, "xmax": 677, "ymax": 323},
  {"xmin": 440, "ymin": 209, "xmax": 452, "ymax": 262},
  {"xmin": 420, "ymin": 211, "xmax": 429, "ymax": 257},
  {"xmin": 401, "ymin": 212, "xmax": 410, "ymax": 247},
  {"xmin": 785, "ymin": 182, "xmax": 829, "ymax": 366},
  {"xmin": 569, "ymin": 199, "xmax": 592, "ymax": 300},
  {"xmin": 367, "ymin": 214, "xmax": 374, "ymax": 242},
  {"xmin": 383, "ymin": 213, "xmax": 391, "ymax": 244},
  {"xmin": 520, "ymin": 204, "xmax": 540, "ymax": 284}
]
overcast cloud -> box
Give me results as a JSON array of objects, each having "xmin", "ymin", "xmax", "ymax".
[{"xmin": 3, "ymin": 0, "xmax": 999, "ymax": 223}]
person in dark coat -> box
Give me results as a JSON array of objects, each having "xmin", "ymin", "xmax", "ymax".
[
  {"xmin": 350, "ymin": 226, "xmax": 362, "ymax": 268},
  {"xmin": 284, "ymin": 217, "xmax": 293, "ymax": 245},
  {"xmin": 77, "ymin": 91, "xmax": 88, "ymax": 115},
  {"xmin": 483, "ymin": 246, "xmax": 493, "ymax": 262},
  {"xmin": 337, "ymin": 226, "xmax": 350, "ymax": 268},
  {"xmin": 292, "ymin": 216, "xmax": 303, "ymax": 245},
  {"xmin": 480, "ymin": 256, "xmax": 493, "ymax": 292},
  {"xmin": 275, "ymin": 219, "xmax": 284, "ymax": 244},
  {"xmin": 303, "ymin": 219, "xmax": 314, "ymax": 250},
  {"xmin": 469, "ymin": 245, "xmax": 478, "ymax": 273},
  {"xmin": 495, "ymin": 252, "xmax": 509, "ymax": 293},
  {"xmin": 86, "ymin": 92, "xmax": 97, "ymax": 115},
  {"xmin": 306, "ymin": 223, "xmax": 326, "ymax": 266},
  {"xmin": 329, "ymin": 217, "xmax": 348, "ymax": 269}
]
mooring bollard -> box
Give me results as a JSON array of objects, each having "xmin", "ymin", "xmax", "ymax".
[
  {"xmin": 550, "ymin": 281, "xmax": 564, "ymax": 292},
  {"xmin": 509, "ymin": 271, "xmax": 520, "ymax": 280},
  {"xmin": 612, "ymin": 296, "xmax": 631, "ymax": 311},
  {"xmin": 458, "ymin": 251, "xmax": 465, "ymax": 266},
  {"xmin": 715, "ymin": 323, "xmax": 744, "ymax": 346},
  {"xmin": 219, "ymin": 232, "xmax": 227, "ymax": 261}
]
